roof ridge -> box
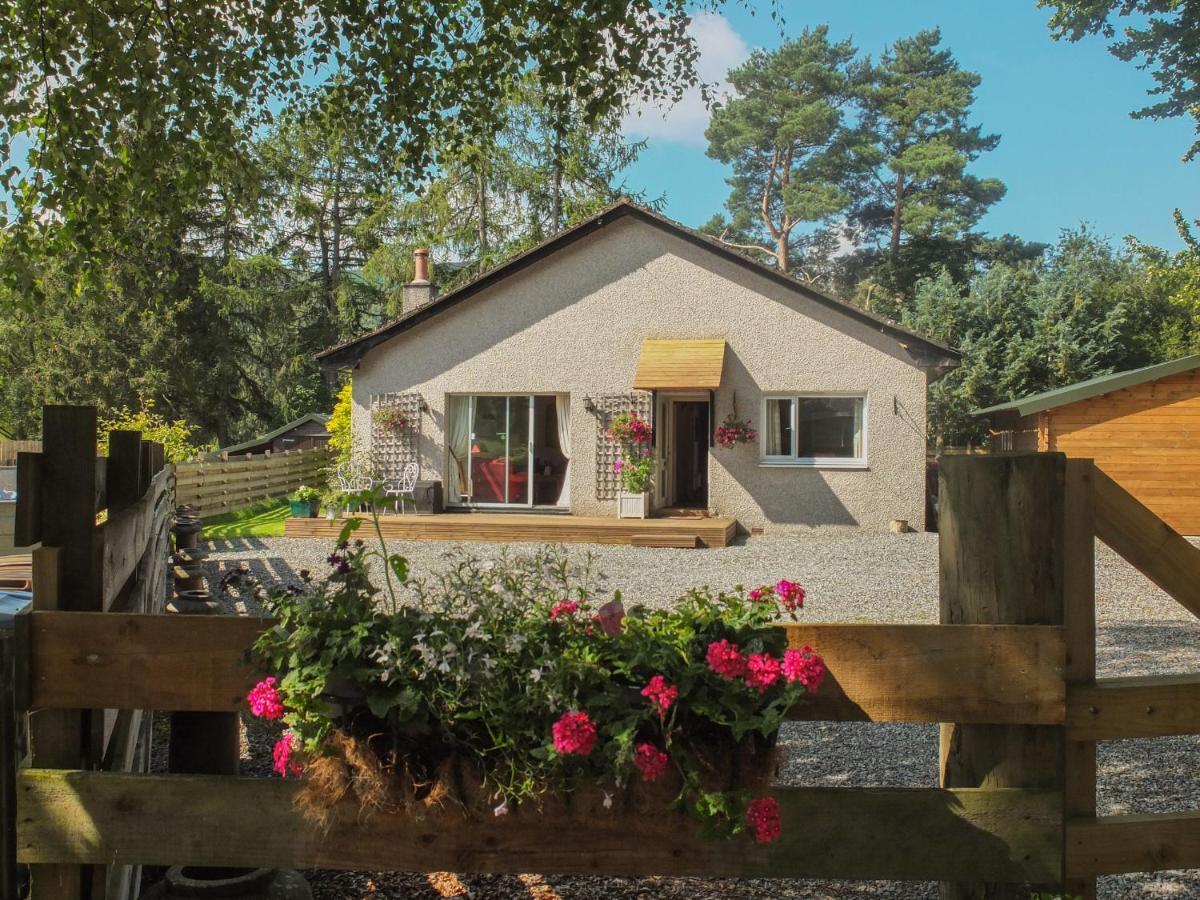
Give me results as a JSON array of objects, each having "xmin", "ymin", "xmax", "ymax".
[{"xmin": 316, "ymin": 200, "xmax": 961, "ymax": 371}]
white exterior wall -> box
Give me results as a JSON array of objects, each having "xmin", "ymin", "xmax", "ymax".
[{"xmin": 352, "ymin": 217, "xmax": 929, "ymax": 531}]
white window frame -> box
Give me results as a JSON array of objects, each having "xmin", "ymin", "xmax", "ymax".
[{"xmin": 760, "ymin": 393, "xmax": 868, "ymax": 469}]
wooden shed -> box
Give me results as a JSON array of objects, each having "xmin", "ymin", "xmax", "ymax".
[
  {"xmin": 975, "ymin": 355, "xmax": 1200, "ymax": 535},
  {"xmin": 211, "ymin": 413, "xmax": 330, "ymax": 458}
]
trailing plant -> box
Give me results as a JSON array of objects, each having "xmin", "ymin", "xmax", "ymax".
[
  {"xmin": 230, "ymin": 492, "xmax": 824, "ymax": 843},
  {"xmin": 608, "ymin": 411, "xmax": 655, "ymax": 494},
  {"xmin": 714, "ymin": 413, "xmax": 758, "ymax": 449},
  {"xmin": 373, "ymin": 406, "xmax": 408, "ymax": 434}
]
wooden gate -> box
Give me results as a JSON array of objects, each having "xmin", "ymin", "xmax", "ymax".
[{"xmin": 3, "ymin": 413, "xmax": 1200, "ymax": 898}]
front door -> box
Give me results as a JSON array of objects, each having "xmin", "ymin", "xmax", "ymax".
[{"xmin": 657, "ymin": 397, "xmax": 709, "ymax": 510}]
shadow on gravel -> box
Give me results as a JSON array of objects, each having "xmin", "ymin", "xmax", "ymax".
[
  {"xmin": 1096, "ymin": 620, "xmax": 1200, "ymax": 678},
  {"xmin": 204, "ymin": 536, "xmax": 272, "ymax": 552}
]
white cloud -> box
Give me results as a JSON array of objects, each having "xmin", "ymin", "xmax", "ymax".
[{"xmin": 621, "ymin": 12, "xmax": 750, "ymax": 147}]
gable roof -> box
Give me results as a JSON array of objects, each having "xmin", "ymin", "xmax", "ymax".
[
  {"xmin": 214, "ymin": 413, "xmax": 331, "ymax": 457},
  {"xmin": 973, "ymin": 355, "xmax": 1200, "ymax": 418},
  {"xmin": 316, "ymin": 199, "xmax": 961, "ymax": 372}
]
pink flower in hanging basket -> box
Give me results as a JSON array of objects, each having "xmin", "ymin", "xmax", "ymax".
[
  {"xmin": 782, "ymin": 646, "xmax": 826, "ymax": 692},
  {"xmin": 633, "ymin": 743, "xmax": 670, "ymax": 782},
  {"xmin": 640, "ymin": 675, "xmax": 679, "ymax": 717},
  {"xmin": 272, "ymin": 733, "xmax": 304, "ymax": 777},
  {"xmin": 746, "ymin": 796, "xmax": 782, "ymax": 843},
  {"xmin": 246, "ymin": 677, "xmax": 285, "ymax": 721},
  {"xmin": 552, "ymin": 710, "xmax": 597, "ymax": 756}
]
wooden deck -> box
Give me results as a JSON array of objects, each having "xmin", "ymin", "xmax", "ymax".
[{"xmin": 284, "ymin": 512, "xmax": 738, "ymax": 548}]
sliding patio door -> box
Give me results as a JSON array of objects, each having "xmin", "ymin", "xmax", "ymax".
[{"xmin": 467, "ymin": 395, "xmax": 532, "ymax": 507}]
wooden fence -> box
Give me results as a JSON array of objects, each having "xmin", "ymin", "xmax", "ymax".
[
  {"xmin": 0, "ymin": 441, "xmax": 40, "ymax": 467},
  {"xmin": 4, "ymin": 429, "xmax": 1200, "ymax": 897},
  {"xmin": 175, "ymin": 447, "xmax": 330, "ymax": 518},
  {"xmin": 5, "ymin": 406, "xmax": 173, "ymax": 900}
]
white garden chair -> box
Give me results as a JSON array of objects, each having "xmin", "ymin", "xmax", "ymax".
[{"xmin": 382, "ymin": 462, "xmax": 420, "ymax": 514}]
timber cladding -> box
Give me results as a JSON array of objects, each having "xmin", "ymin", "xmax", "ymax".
[{"xmin": 1047, "ymin": 369, "xmax": 1200, "ymax": 535}]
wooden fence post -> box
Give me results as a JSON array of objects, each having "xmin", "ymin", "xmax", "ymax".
[
  {"xmin": 1063, "ymin": 459, "xmax": 1097, "ymax": 900},
  {"xmin": 938, "ymin": 453, "xmax": 1067, "ymax": 899},
  {"xmin": 26, "ymin": 406, "xmax": 102, "ymax": 900},
  {"xmin": 0, "ymin": 634, "xmax": 17, "ymax": 900}
]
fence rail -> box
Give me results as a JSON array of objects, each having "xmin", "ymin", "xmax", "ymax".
[
  {"xmin": 175, "ymin": 447, "xmax": 330, "ymax": 517},
  {"xmin": 6, "ymin": 423, "xmax": 1200, "ymax": 898}
]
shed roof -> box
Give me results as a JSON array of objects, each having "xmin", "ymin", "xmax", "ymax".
[
  {"xmin": 973, "ymin": 355, "xmax": 1200, "ymax": 418},
  {"xmin": 316, "ymin": 199, "xmax": 961, "ymax": 373},
  {"xmin": 215, "ymin": 413, "xmax": 331, "ymax": 457}
]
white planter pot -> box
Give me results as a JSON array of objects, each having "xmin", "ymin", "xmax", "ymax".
[{"xmin": 617, "ymin": 491, "xmax": 649, "ymax": 519}]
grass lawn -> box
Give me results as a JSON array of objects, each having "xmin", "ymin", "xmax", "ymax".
[{"xmin": 202, "ymin": 499, "xmax": 291, "ymax": 539}]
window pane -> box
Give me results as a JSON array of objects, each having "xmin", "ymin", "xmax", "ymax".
[
  {"xmin": 764, "ymin": 399, "xmax": 794, "ymax": 456},
  {"xmin": 796, "ymin": 397, "xmax": 862, "ymax": 459}
]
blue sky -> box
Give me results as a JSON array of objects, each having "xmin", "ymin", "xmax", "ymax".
[{"xmin": 621, "ymin": 1, "xmax": 1199, "ymax": 251}]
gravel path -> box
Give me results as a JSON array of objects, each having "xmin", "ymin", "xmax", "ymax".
[{"xmin": 201, "ymin": 531, "xmax": 1200, "ymax": 899}]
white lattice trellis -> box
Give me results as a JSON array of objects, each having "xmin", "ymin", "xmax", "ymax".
[
  {"xmin": 370, "ymin": 392, "xmax": 424, "ymax": 480},
  {"xmin": 592, "ymin": 392, "xmax": 653, "ymax": 501}
]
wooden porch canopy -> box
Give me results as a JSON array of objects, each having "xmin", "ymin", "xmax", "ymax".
[{"xmin": 632, "ymin": 338, "xmax": 726, "ymax": 390}]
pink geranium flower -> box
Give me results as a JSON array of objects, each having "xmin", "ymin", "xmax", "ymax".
[
  {"xmin": 550, "ymin": 599, "xmax": 579, "ymax": 621},
  {"xmin": 782, "ymin": 646, "xmax": 826, "ymax": 691},
  {"xmin": 640, "ymin": 675, "xmax": 679, "ymax": 717},
  {"xmin": 247, "ymin": 677, "xmax": 285, "ymax": 721},
  {"xmin": 633, "ymin": 742, "xmax": 670, "ymax": 782},
  {"xmin": 552, "ymin": 711, "xmax": 597, "ymax": 756},
  {"xmin": 744, "ymin": 652, "xmax": 781, "ymax": 693},
  {"xmin": 774, "ymin": 579, "xmax": 806, "ymax": 611},
  {"xmin": 272, "ymin": 733, "xmax": 304, "ymax": 777},
  {"xmin": 746, "ymin": 796, "xmax": 782, "ymax": 843},
  {"xmin": 706, "ymin": 639, "xmax": 746, "ymax": 679}
]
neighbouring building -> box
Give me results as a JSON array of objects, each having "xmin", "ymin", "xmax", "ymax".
[
  {"xmin": 212, "ymin": 413, "xmax": 331, "ymax": 457},
  {"xmin": 317, "ymin": 201, "xmax": 959, "ymax": 532},
  {"xmin": 975, "ymin": 355, "xmax": 1200, "ymax": 535}
]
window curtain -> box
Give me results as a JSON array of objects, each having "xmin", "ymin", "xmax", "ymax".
[
  {"xmin": 764, "ymin": 400, "xmax": 783, "ymax": 455},
  {"xmin": 555, "ymin": 394, "xmax": 571, "ymax": 507},
  {"xmin": 446, "ymin": 397, "xmax": 472, "ymax": 503}
]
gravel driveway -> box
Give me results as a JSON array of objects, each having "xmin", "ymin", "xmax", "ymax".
[{"xmin": 203, "ymin": 531, "xmax": 1200, "ymax": 899}]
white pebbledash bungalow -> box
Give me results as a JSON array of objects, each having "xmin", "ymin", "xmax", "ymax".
[{"xmin": 317, "ymin": 201, "xmax": 959, "ymax": 533}]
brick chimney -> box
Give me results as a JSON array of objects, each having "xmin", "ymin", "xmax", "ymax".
[{"xmin": 403, "ymin": 248, "xmax": 437, "ymax": 312}]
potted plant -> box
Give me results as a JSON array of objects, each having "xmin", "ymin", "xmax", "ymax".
[
  {"xmin": 288, "ymin": 485, "xmax": 321, "ymax": 518},
  {"xmin": 614, "ymin": 452, "xmax": 654, "ymax": 518},
  {"xmin": 714, "ymin": 412, "xmax": 758, "ymax": 449},
  {"xmin": 228, "ymin": 500, "xmax": 824, "ymax": 844},
  {"xmin": 322, "ymin": 488, "xmax": 345, "ymax": 520},
  {"xmin": 372, "ymin": 406, "xmax": 407, "ymax": 434},
  {"xmin": 608, "ymin": 411, "xmax": 654, "ymax": 519}
]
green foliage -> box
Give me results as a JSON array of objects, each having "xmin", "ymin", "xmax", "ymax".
[
  {"xmin": 906, "ymin": 227, "xmax": 1186, "ymax": 446},
  {"xmin": 848, "ymin": 29, "xmax": 1005, "ymax": 298},
  {"xmin": 327, "ymin": 382, "xmax": 355, "ymax": 467},
  {"xmin": 235, "ymin": 508, "xmax": 814, "ymax": 835},
  {"xmin": 0, "ymin": 0, "xmax": 741, "ymax": 300},
  {"xmin": 1129, "ymin": 211, "xmax": 1200, "ymax": 356},
  {"xmin": 705, "ymin": 27, "xmax": 863, "ymax": 275},
  {"xmin": 289, "ymin": 485, "xmax": 322, "ymax": 504},
  {"xmin": 1041, "ymin": 0, "xmax": 1200, "ymax": 160},
  {"xmin": 98, "ymin": 398, "xmax": 203, "ymax": 464}
]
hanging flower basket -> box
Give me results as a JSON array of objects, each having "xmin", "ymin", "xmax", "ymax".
[
  {"xmin": 228, "ymin": 511, "xmax": 825, "ymax": 844},
  {"xmin": 373, "ymin": 406, "xmax": 408, "ymax": 434},
  {"xmin": 714, "ymin": 414, "xmax": 758, "ymax": 449}
]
